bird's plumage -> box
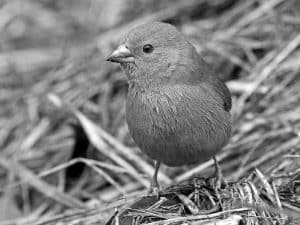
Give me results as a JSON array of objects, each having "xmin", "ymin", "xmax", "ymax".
[
  {"xmin": 107, "ymin": 21, "xmax": 232, "ymax": 167},
  {"xmin": 126, "ymin": 84, "xmax": 231, "ymax": 166}
]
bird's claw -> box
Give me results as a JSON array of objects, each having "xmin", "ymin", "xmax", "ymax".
[
  {"xmin": 209, "ymin": 157, "xmax": 229, "ymax": 210},
  {"xmin": 213, "ymin": 157, "xmax": 227, "ymax": 189},
  {"xmin": 148, "ymin": 184, "xmax": 161, "ymax": 199}
]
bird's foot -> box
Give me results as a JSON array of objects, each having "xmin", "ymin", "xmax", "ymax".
[
  {"xmin": 147, "ymin": 160, "xmax": 161, "ymax": 199},
  {"xmin": 211, "ymin": 157, "xmax": 228, "ymax": 210},
  {"xmin": 148, "ymin": 182, "xmax": 161, "ymax": 199},
  {"xmin": 213, "ymin": 156, "xmax": 227, "ymax": 189}
]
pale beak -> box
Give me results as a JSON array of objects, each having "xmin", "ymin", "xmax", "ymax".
[{"xmin": 106, "ymin": 44, "xmax": 135, "ymax": 63}]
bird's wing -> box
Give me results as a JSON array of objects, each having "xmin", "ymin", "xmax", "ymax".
[
  {"xmin": 209, "ymin": 77, "xmax": 232, "ymax": 112},
  {"xmin": 172, "ymin": 44, "xmax": 232, "ymax": 112},
  {"xmin": 193, "ymin": 55, "xmax": 232, "ymax": 112}
]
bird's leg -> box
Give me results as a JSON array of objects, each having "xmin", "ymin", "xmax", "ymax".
[
  {"xmin": 213, "ymin": 156, "xmax": 227, "ymax": 189},
  {"xmin": 212, "ymin": 156, "xmax": 227, "ymax": 210},
  {"xmin": 149, "ymin": 160, "xmax": 161, "ymax": 196}
]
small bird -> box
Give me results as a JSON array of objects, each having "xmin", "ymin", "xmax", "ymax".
[{"xmin": 106, "ymin": 22, "xmax": 232, "ymax": 192}]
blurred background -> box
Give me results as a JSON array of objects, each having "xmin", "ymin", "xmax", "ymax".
[{"xmin": 0, "ymin": 0, "xmax": 300, "ymax": 224}]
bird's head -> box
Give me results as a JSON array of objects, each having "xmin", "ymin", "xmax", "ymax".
[{"xmin": 106, "ymin": 22, "xmax": 196, "ymax": 85}]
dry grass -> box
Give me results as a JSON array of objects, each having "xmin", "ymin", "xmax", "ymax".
[{"xmin": 0, "ymin": 0, "xmax": 299, "ymax": 224}]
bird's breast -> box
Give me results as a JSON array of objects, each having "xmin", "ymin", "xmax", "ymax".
[
  {"xmin": 126, "ymin": 85, "xmax": 231, "ymax": 166},
  {"xmin": 126, "ymin": 88, "xmax": 179, "ymax": 136}
]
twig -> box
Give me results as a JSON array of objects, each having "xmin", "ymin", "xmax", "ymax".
[
  {"xmin": 235, "ymin": 34, "xmax": 300, "ymax": 117},
  {"xmin": 0, "ymin": 156, "xmax": 85, "ymax": 208}
]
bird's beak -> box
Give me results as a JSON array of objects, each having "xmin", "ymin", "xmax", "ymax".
[{"xmin": 106, "ymin": 45, "xmax": 135, "ymax": 63}]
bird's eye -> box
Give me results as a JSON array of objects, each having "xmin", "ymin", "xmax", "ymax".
[{"xmin": 143, "ymin": 44, "xmax": 154, "ymax": 53}]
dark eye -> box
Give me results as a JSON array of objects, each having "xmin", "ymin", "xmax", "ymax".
[{"xmin": 143, "ymin": 44, "xmax": 154, "ymax": 53}]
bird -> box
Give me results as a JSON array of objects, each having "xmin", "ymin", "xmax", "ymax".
[{"xmin": 106, "ymin": 22, "xmax": 232, "ymax": 193}]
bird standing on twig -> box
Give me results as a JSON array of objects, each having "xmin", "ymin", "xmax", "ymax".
[{"xmin": 106, "ymin": 22, "xmax": 232, "ymax": 193}]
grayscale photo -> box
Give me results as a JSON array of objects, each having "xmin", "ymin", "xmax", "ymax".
[{"xmin": 0, "ymin": 0, "xmax": 299, "ymax": 224}]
